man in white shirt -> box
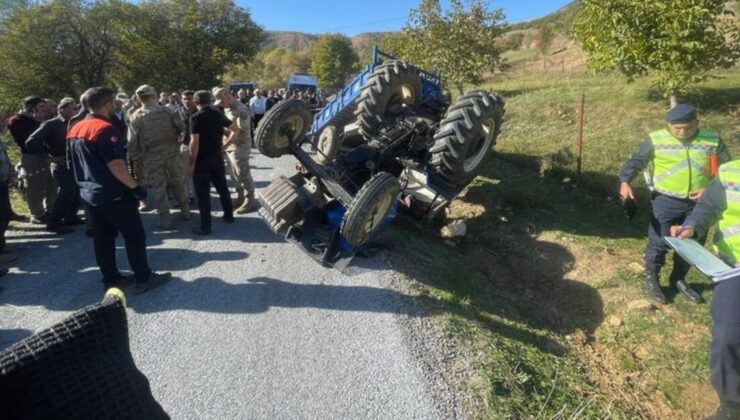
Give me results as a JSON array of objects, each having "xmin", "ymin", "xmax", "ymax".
[{"xmin": 249, "ymin": 89, "xmax": 267, "ymax": 129}]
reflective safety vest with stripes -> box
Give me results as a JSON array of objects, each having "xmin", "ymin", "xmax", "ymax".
[
  {"xmin": 651, "ymin": 129, "xmax": 720, "ymax": 199},
  {"xmin": 715, "ymin": 161, "xmax": 740, "ymax": 264}
]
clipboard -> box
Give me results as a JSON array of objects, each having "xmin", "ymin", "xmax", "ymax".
[{"xmin": 663, "ymin": 236, "xmax": 740, "ymax": 282}]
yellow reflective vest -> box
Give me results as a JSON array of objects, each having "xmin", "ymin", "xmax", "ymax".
[
  {"xmin": 651, "ymin": 129, "xmax": 720, "ymax": 199},
  {"xmin": 715, "ymin": 161, "xmax": 740, "ymax": 264}
]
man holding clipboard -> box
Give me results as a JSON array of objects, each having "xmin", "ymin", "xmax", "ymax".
[{"xmin": 668, "ymin": 158, "xmax": 740, "ymax": 419}]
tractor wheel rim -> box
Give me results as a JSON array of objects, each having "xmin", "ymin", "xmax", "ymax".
[
  {"xmin": 464, "ymin": 118, "xmax": 495, "ymax": 173},
  {"xmin": 319, "ymin": 129, "xmax": 332, "ymax": 154},
  {"xmin": 363, "ymin": 193, "xmax": 393, "ymax": 234},
  {"xmin": 278, "ymin": 115, "xmax": 305, "ymax": 148}
]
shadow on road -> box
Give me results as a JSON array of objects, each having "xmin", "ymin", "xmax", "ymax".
[
  {"xmin": 0, "ymin": 246, "xmax": 249, "ymax": 312},
  {"xmin": 142, "ymin": 211, "xmax": 281, "ymax": 246},
  {"xmin": 128, "ymin": 276, "xmax": 429, "ymax": 317}
]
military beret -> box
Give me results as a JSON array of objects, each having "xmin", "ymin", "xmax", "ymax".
[
  {"xmin": 665, "ymin": 104, "xmax": 697, "ymax": 123},
  {"xmin": 135, "ymin": 84, "xmax": 157, "ymax": 97}
]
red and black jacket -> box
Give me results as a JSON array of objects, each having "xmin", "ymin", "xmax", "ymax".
[{"xmin": 67, "ymin": 115, "xmax": 129, "ymax": 206}]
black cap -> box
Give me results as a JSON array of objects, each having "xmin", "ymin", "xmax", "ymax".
[{"xmin": 665, "ymin": 104, "xmax": 697, "ymax": 123}]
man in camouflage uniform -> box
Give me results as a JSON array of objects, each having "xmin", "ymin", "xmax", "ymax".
[
  {"xmin": 213, "ymin": 87, "xmax": 256, "ymax": 213},
  {"xmin": 128, "ymin": 85, "xmax": 189, "ymax": 229}
]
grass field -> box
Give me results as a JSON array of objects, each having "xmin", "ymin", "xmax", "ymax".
[{"xmin": 394, "ymin": 66, "xmax": 740, "ymax": 418}]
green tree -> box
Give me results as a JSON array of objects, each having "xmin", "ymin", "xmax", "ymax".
[
  {"xmin": 115, "ymin": 0, "xmax": 263, "ymax": 93},
  {"xmin": 572, "ymin": 0, "xmax": 740, "ymax": 106},
  {"xmin": 382, "ymin": 0, "xmax": 505, "ymax": 95},
  {"xmin": 310, "ymin": 34, "xmax": 359, "ymax": 89},
  {"xmin": 0, "ymin": 0, "xmax": 131, "ymax": 101}
]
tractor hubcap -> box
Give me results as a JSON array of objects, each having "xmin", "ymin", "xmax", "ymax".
[{"xmin": 464, "ymin": 118, "xmax": 495, "ymax": 173}]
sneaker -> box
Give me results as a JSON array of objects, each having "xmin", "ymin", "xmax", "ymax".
[
  {"xmin": 45, "ymin": 225, "xmax": 74, "ymax": 234},
  {"xmin": 138, "ymin": 201, "xmax": 151, "ymax": 212},
  {"xmin": 134, "ymin": 272, "xmax": 172, "ymax": 295},
  {"xmin": 192, "ymin": 226, "xmax": 211, "ymax": 235}
]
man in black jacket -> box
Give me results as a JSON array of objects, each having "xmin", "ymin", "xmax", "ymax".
[{"xmin": 26, "ymin": 98, "xmax": 82, "ymax": 233}]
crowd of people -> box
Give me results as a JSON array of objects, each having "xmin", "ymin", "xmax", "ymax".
[{"xmin": 0, "ymin": 84, "xmax": 312, "ymax": 294}]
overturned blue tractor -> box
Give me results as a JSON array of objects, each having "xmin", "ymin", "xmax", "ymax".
[{"xmin": 255, "ymin": 48, "xmax": 505, "ymax": 268}]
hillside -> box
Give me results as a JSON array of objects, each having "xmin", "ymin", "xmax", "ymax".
[
  {"xmin": 263, "ymin": 31, "xmax": 318, "ymax": 51},
  {"xmin": 264, "ymin": 30, "xmax": 391, "ymax": 57},
  {"xmin": 507, "ymin": 1, "xmax": 579, "ymax": 33}
]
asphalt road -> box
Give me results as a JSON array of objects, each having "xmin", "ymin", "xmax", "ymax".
[{"xmin": 0, "ymin": 151, "xmax": 456, "ymax": 419}]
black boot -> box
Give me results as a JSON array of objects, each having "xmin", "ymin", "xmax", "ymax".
[
  {"xmin": 676, "ymin": 280, "xmax": 704, "ymax": 304},
  {"xmin": 645, "ymin": 271, "xmax": 667, "ymax": 304},
  {"xmin": 669, "ymin": 261, "xmax": 704, "ymax": 303}
]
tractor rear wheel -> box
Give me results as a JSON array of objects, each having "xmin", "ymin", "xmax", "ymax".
[
  {"xmin": 256, "ymin": 99, "xmax": 312, "ymax": 158},
  {"xmin": 315, "ymin": 125, "xmax": 340, "ymax": 164},
  {"xmin": 340, "ymin": 172, "xmax": 400, "ymax": 247},
  {"xmin": 428, "ymin": 90, "xmax": 503, "ymax": 191},
  {"xmin": 355, "ymin": 60, "xmax": 422, "ymax": 140}
]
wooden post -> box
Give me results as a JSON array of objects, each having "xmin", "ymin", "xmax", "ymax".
[{"xmin": 576, "ymin": 94, "xmax": 585, "ymax": 185}]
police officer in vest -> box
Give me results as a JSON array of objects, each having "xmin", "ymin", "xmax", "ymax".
[
  {"xmin": 670, "ymin": 159, "xmax": 740, "ymax": 419},
  {"xmin": 619, "ymin": 104, "xmax": 731, "ymax": 304}
]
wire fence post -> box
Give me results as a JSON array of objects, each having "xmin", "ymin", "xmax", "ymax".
[{"xmin": 576, "ymin": 94, "xmax": 585, "ymax": 186}]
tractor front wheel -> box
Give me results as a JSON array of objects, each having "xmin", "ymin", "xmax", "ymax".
[
  {"xmin": 255, "ymin": 99, "xmax": 313, "ymax": 158},
  {"xmin": 340, "ymin": 172, "xmax": 400, "ymax": 247},
  {"xmin": 427, "ymin": 90, "xmax": 504, "ymax": 191}
]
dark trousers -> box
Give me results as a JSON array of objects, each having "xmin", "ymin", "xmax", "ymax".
[
  {"xmin": 0, "ymin": 183, "xmax": 10, "ymax": 253},
  {"xmin": 193, "ymin": 157, "xmax": 233, "ymax": 230},
  {"xmin": 87, "ymin": 198, "xmax": 151, "ymax": 285},
  {"xmin": 711, "ymin": 276, "xmax": 740, "ymax": 407},
  {"xmin": 48, "ymin": 164, "xmax": 80, "ymax": 227},
  {"xmin": 645, "ymin": 194, "xmax": 707, "ymax": 278}
]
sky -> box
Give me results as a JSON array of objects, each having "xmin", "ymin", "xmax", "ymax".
[{"xmin": 243, "ymin": 0, "xmax": 572, "ymax": 36}]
